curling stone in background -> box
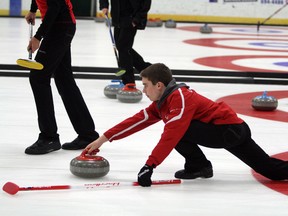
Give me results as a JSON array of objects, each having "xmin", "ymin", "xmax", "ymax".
[
  {"xmin": 252, "ymin": 91, "xmax": 278, "ymax": 111},
  {"xmin": 94, "ymin": 15, "xmax": 105, "ymax": 23},
  {"xmin": 117, "ymin": 83, "xmax": 143, "ymax": 103},
  {"xmin": 70, "ymin": 150, "xmax": 110, "ymax": 178},
  {"xmin": 165, "ymin": 19, "xmax": 177, "ymax": 28},
  {"xmin": 104, "ymin": 80, "xmax": 124, "ymax": 99},
  {"xmin": 147, "ymin": 18, "xmax": 163, "ymax": 27},
  {"xmin": 200, "ymin": 23, "xmax": 213, "ymax": 34}
]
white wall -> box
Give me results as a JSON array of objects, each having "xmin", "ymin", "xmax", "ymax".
[
  {"xmin": 1, "ymin": 0, "xmax": 288, "ymax": 24},
  {"xmin": 147, "ymin": 0, "xmax": 288, "ymax": 24},
  {"xmin": 150, "ymin": 0, "xmax": 286, "ymax": 17}
]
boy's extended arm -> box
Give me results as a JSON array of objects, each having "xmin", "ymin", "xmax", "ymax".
[{"xmin": 85, "ymin": 135, "xmax": 108, "ymax": 154}]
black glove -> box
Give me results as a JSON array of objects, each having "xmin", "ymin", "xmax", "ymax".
[{"xmin": 137, "ymin": 164, "xmax": 153, "ymax": 187}]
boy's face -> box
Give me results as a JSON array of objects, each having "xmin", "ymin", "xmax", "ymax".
[{"xmin": 142, "ymin": 77, "xmax": 165, "ymax": 101}]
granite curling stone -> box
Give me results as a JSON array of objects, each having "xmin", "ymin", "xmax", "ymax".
[
  {"xmin": 117, "ymin": 83, "xmax": 143, "ymax": 103},
  {"xmin": 104, "ymin": 80, "xmax": 124, "ymax": 99},
  {"xmin": 252, "ymin": 91, "xmax": 278, "ymax": 111},
  {"xmin": 70, "ymin": 150, "xmax": 110, "ymax": 178},
  {"xmin": 147, "ymin": 18, "xmax": 163, "ymax": 27},
  {"xmin": 200, "ymin": 23, "xmax": 213, "ymax": 34},
  {"xmin": 165, "ymin": 19, "xmax": 177, "ymax": 28}
]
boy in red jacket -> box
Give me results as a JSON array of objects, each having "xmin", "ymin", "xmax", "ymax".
[{"xmin": 86, "ymin": 63, "xmax": 288, "ymax": 186}]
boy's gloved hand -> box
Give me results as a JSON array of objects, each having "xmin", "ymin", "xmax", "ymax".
[{"xmin": 137, "ymin": 164, "xmax": 153, "ymax": 187}]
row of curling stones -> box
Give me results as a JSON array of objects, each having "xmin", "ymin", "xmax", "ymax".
[
  {"xmin": 104, "ymin": 80, "xmax": 143, "ymax": 103},
  {"xmin": 70, "ymin": 149, "xmax": 110, "ymax": 178},
  {"xmin": 97, "ymin": 16, "xmax": 177, "ymax": 28},
  {"xmin": 252, "ymin": 91, "xmax": 278, "ymax": 111},
  {"xmin": 146, "ymin": 18, "xmax": 177, "ymax": 28}
]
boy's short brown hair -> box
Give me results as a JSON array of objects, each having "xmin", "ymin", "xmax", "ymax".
[{"xmin": 140, "ymin": 63, "xmax": 173, "ymax": 86}]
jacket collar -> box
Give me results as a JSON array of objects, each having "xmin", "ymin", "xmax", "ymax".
[{"xmin": 157, "ymin": 79, "xmax": 188, "ymax": 109}]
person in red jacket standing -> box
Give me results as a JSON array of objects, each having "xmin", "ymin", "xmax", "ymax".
[
  {"xmin": 24, "ymin": 0, "xmax": 99, "ymax": 154},
  {"xmin": 85, "ymin": 63, "xmax": 288, "ymax": 187}
]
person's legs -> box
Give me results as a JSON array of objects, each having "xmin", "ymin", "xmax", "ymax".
[
  {"xmin": 54, "ymin": 47, "xmax": 96, "ymax": 135},
  {"xmin": 54, "ymin": 48, "xmax": 99, "ymax": 149},
  {"xmin": 29, "ymin": 66, "xmax": 58, "ymax": 140},
  {"xmin": 174, "ymin": 141, "xmax": 213, "ymax": 179},
  {"xmin": 182, "ymin": 120, "xmax": 288, "ymax": 180},
  {"xmin": 25, "ymin": 26, "xmax": 68, "ymax": 154},
  {"xmin": 174, "ymin": 120, "xmax": 229, "ymax": 179},
  {"xmin": 174, "ymin": 120, "xmax": 249, "ymax": 179},
  {"xmin": 27, "ymin": 67, "xmax": 61, "ymax": 154},
  {"xmin": 114, "ymin": 27, "xmax": 137, "ymax": 84},
  {"xmin": 131, "ymin": 48, "xmax": 151, "ymax": 73},
  {"xmin": 46, "ymin": 25, "xmax": 98, "ymax": 150},
  {"xmin": 226, "ymin": 122, "xmax": 288, "ymax": 180},
  {"xmin": 27, "ymin": 24, "xmax": 98, "ymax": 153},
  {"xmin": 183, "ymin": 120, "xmax": 245, "ymax": 148}
]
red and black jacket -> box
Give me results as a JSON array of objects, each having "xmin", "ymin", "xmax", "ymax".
[{"xmin": 30, "ymin": 0, "xmax": 75, "ymax": 40}]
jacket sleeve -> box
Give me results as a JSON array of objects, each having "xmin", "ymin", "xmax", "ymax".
[
  {"xmin": 130, "ymin": 0, "xmax": 151, "ymax": 28},
  {"xmin": 34, "ymin": 0, "xmax": 61, "ymax": 40},
  {"xmin": 30, "ymin": 0, "xmax": 38, "ymax": 13},
  {"xmin": 145, "ymin": 89, "xmax": 196, "ymax": 167},
  {"xmin": 99, "ymin": 0, "xmax": 109, "ymax": 10},
  {"xmin": 104, "ymin": 103, "xmax": 161, "ymax": 141}
]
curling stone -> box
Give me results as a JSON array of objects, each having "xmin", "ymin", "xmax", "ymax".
[
  {"xmin": 252, "ymin": 91, "xmax": 278, "ymax": 111},
  {"xmin": 200, "ymin": 23, "xmax": 213, "ymax": 34},
  {"xmin": 117, "ymin": 83, "xmax": 143, "ymax": 103},
  {"xmin": 94, "ymin": 16, "xmax": 105, "ymax": 23},
  {"xmin": 165, "ymin": 19, "xmax": 177, "ymax": 28},
  {"xmin": 147, "ymin": 18, "xmax": 163, "ymax": 27},
  {"xmin": 104, "ymin": 80, "xmax": 124, "ymax": 99},
  {"xmin": 70, "ymin": 150, "xmax": 110, "ymax": 178}
]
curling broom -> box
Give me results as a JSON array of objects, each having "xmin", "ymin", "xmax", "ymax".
[
  {"xmin": 16, "ymin": 22, "xmax": 43, "ymax": 70},
  {"xmin": 105, "ymin": 14, "xmax": 126, "ymax": 76},
  {"xmin": 2, "ymin": 179, "xmax": 182, "ymax": 195}
]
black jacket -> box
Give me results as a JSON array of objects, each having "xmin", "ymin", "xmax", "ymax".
[{"xmin": 99, "ymin": 0, "xmax": 151, "ymax": 29}]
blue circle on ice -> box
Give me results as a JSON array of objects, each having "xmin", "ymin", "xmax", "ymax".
[{"xmin": 248, "ymin": 42, "xmax": 288, "ymax": 48}]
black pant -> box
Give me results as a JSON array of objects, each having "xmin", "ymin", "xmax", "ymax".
[
  {"xmin": 114, "ymin": 26, "xmax": 151, "ymax": 84},
  {"xmin": 30, "ymin": 24, "xmax": 97, "ymax": 141},
  {"xmin": 175, "ymin": 120, "xmax": 288, "ymax": 180}
]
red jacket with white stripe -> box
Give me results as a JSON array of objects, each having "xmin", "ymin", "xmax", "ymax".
[{"xmin": 104, "ymin": 80, "xmax": 243, "ymax": 167}]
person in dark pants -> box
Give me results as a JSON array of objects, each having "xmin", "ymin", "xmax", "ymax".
[
  {"xmin": 100, "ymin": 0, "xmax": 152, "ymax": 85},
  {"xmin": 24, "ymin": 0, "xmax": 99, "ymax": 155},
  {"xmin": 85, "ymin": 63, "xmax": 288, "ymax": 187}
]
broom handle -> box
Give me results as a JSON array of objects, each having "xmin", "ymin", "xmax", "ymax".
[
  {"xmin": 28, "ymin": 22, "xmax": 33, "ymax": 60},
  {"xmin": 3, "ymin": 179, "xmax": 182, "ymax": 195}
]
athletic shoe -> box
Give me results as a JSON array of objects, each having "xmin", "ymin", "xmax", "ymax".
[
  {"xmin": 61, "ymin": 136, "xmax": 98, "ymax": 150},
  {"xmin": 174, "ymin": 166, "xmax": 213, "ymax": 179},
  {"xmin": 25, "ymin": 139, "xmax": 61, "ymax": 155}
]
